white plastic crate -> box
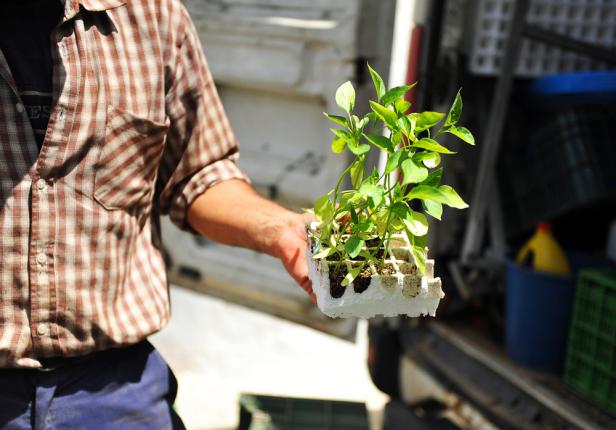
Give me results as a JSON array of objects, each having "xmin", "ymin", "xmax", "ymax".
[{"xmin": 468, "ymin": 0, "xmax": 616, "ymax": 77}]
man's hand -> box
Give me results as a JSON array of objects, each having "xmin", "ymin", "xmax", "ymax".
[
  {"xmin": 186, "ymin": 179, "xmax": 315, "ymax": 301},
  {"xmin": 269, "ymin": 212, "xmax": 316, "ymax": 302}
]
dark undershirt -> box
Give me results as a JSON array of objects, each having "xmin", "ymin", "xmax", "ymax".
[{"xmin": 0, "ymin": 0, "xmax": 64, "ymax": 149}]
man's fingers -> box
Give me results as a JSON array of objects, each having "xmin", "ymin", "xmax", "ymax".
[{"xmin": 301, "ymin": 280, "xmax": 316, "ymax": 304}]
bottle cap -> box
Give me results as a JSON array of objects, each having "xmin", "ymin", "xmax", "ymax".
[{"xmin": 537, "ymin": 222, "xmax": 551, "ymax": 232}]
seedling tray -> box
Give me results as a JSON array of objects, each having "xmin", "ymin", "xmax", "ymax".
[{"xmin": 307, "ymin": 224, "xmax": 444, "ymax": 319}]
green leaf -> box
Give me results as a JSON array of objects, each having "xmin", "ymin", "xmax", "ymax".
[
  {"xmin": 384, "ymin": 151, "xmax": 404, "ymax": 174},
  {"xmin": 331, "ymin": 137, "xmax": 346, "ymax": 154},
  {"xmin": 345, "ymin": 235, "xmax": 365, "ymax": 259},
  {"xmin": 422, "ymin": 200, "xmax": 442, "ymax": 220},
  {"xmin": 357, "ymin": 219, "xmax": 376, "ymax": 233},
  {"xmin": 401, "ymin": 158, "xmax": 428, "ymax": 185},
  {"xmin": 411, "ymin": 245, "xmax": 426, "ymax": 275},
  {"xmin": 369, "ymin": 185, "xmax": 384, "ymax": 208},
  {"xmin": 363, "ymin": 133, "xmax": 394, "ymax": 153},
  {"xmin": 358, "ymin": 250, "xmax": 377, "ymax": 261},
  {"xmin": 366, "ymin": 112, "xmax": 379, "ymax": 127},
  {"xmin": 414, "ymin": 151, "xmax": 441, "ymax": 168},
  {"xmin": 350, "ymin": 206, "xmax": 359, "ymax": 224},
  {"xmin": 330, "ymin": 128, "xmax": 353, "ymax": 140},
  {"xmin": 445, "ymin": 125, "xmax": 475, "ymax": 145},
  {"xmin": 445, "ymin": 89, "xmax": 462, "ymax": 127},
  {"xmin": 413, "ymin": 138, "xmax": 456, "ymax": 154},
  {"xmin": 403, "ymin": 210, "xmax": 429, "ymax": 237},
  {"xmin": 359, "ymin": 179, "xmax": 373, "ymax": 197},
  {"xmin": 438, "ymin": 185, "xmax": 468, "ymax": 209},
  {"xmin": 405, "ymin": 185, "xmax": 445, "ymax": 203},
  {"xmin": 381, "ymin": 84, "xmax": 416, "ymax": 106},
  {"xmin": 312, "ymin": 247, "xmax": 337, "ymax": 260},
  {"xmin": 323, "ymin": 113, "xmax": 348, "ymax": 127},
  {"xmin": 413, "ymin": 234, "xmax": 428, "ymax": 249},
  {"xmin": 393, "ymin": 183, "xmax": 403, "ymax": 199},
  {"xmin": 348, "ymin": 141, "xmax": 371, "ymax": 155},
  {"xmin": 397, "ymin": 115, "xmax": 415, "ymax": 139},
  {"xmin": 406, "ymin": 184, "xmax": 467, "ymax": 209},
  {"xmin": 395, "ymin": 98, "xmax": 412, "ymax": 114},
  {"xmin": 389, "ymin": 202, "xmax": 407, "ymax": 232},
  {"xmin": 391, "ymin": 131, "xmax": 402, "ymax": 146},
  {"xmin": 356, "ymin": 116, "xmax": 370, "ymax": 130},
  {"xmin": 339, "ymin": 192, "xmax": 353, "ymax": 208},
  {"xmin": 370, "ymin": 167, "xmax": 380, "ymax": 182},
  {"xmin": 350, "ymin": 162, "xmax": 364, "ymax": 189},
  {"xmin": 335, "ymin": 81, "xmax": 356, "ymax": 114},
  {"xmin": 314, "ymin": 194, "xmax": 334, "ymax": 222},
  {"xmin": 391, "ymin": 201, "xmax": 408, "ymax": 219},
  {"xmin": 341, "ymin": 265, "xmax": 362, "ymax": 287},
  {"xmin": 422, "ymin": 167, "xmax": 443, "ymax": 187},
  {"xmin": 367, "ymin": 63, "xmax": 386, "ymax": 101},
  {"xmin": 374, "ymin": 210, "xmax": 388, "ymax": 236},
  {"xmin": 369, "ymin": 100, "xmax": 398, "ymax": 129},
  {"xmin": 415, "ymin": 111, "xmax": 445, "ymax": 131}
]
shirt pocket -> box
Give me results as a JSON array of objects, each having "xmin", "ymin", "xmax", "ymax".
[{"xmin": 94, "ymin": 105, "xmax": 169, "ymax": 212}]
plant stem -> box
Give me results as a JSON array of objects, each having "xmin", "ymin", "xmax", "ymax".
[{"xmin": 332, "ymin": 161, "xmax": 355, "ymax": 211}]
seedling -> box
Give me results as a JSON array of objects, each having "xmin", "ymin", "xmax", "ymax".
[{"xmin": 309, "ymin": 64, "xmax": 474, "ymax": 303}]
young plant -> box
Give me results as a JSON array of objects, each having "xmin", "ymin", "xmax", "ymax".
[{"xmin": 310, "ymin": 64, "xmax": 474, "ymax": 288}]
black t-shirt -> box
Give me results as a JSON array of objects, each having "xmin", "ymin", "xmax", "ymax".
[{"xmin": 0, "ymin": 0, "xmax": 64, "ymax": 149}]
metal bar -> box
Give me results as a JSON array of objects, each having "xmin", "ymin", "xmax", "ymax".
[
  {"xmin": 523, "ymin": 24, "xmax": 616, "ymax": 64},
  {"xmin": 409, "ymin": 347, "xmax": 537, "ymax": 430},
  {"xmin": 461, "ymin": 0, "xmax": 530, "ymax": 261},
  {"xmin": 429, "ymin": 322, "xmax": 605, "ymax": 430},
  {"xmin": 488, "ymin": 186, "xmax": 506, "ymax": 260}
]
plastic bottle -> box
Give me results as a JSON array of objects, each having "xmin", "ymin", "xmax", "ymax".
[{"xmin": 516, "ymin": 222, "xmax": 571, "ymax": 276}]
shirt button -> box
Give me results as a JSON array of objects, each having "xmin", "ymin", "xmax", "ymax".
[
  {"xmin": 36, "ymin": 179, "xmax": 47, "ymax": 191},
  {"xmin": 36, "ymin": 252, "xmax": 47, "ymax": 265},
  {"xmin": 16, "ymin": 103, "xmax": 24, "ymax": 113},
  {"xmin": 36, "ymin": 323, "xmax": 49, "ymax": 336}
]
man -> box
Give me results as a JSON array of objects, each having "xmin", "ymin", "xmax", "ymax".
[{"xmin": 0, "ymin": 0, "xmax": 313, "ymax": 427}]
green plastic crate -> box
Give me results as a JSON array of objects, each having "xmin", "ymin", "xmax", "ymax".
[
  {"xmin": 564, "ymin": 269, "xmax": 616, "ymax": 414},
  {"xmin": 238, "ymin": 394, "xmax": 369, "ymax": 430}
]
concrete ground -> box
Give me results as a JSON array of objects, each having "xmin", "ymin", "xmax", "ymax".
[{"xmin": 150, "ymin": 286, "xmax": 388, "ymax": 430}]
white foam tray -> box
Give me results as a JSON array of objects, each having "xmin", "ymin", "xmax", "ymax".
[{"xmin": 306, "ymin": 225, "xmax": 444, "ymax": 319}]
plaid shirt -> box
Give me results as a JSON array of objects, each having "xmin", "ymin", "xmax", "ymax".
[{"xmin": 0, "ymin": 0, "xmax": 248, "ymax": 368}]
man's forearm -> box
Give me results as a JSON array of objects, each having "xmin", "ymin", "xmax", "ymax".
[
  {"xmin": 186, "ymin": 179, "xmax": 294, "ymax": 258},
  {"xmin": 186, "ymin": 179, "xmax": 314, "ymax": 298}
]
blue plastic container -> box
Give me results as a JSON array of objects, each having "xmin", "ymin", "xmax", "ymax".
[
  {"xmin": 506, "ymin": 254, "xmax": 616, "ymax": 373},
  {"xmin": 505, "ymin": 261, "xmax": 575, "ymax": 373},
  {"xmin": 527, "ymin": 71, "xmax": 616, "ymax": 110}
]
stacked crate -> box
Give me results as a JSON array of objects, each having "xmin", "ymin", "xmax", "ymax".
[{"xmin": 468, "ymin": 0, "xmax": 616, "ymax": 76}]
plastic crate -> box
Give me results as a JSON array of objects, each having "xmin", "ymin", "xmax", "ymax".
[
  {"xmin": 564, "ymin": 270, "xmax": 616, "ymax": 414},
  {"xmin": 498, "ymin": 104, "xmax": 616, "ymax": 237},
  {"xmin": 238, "ymin": 394, "xmax": 369, "ymax": 430},
  {"xmin": 469, "ymin": 0, "xmax": 616, "ymax": 77}
]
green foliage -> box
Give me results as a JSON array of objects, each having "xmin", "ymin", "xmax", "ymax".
[
  {"xmin": 310, "ymin": 66, "xmax": 474, "ymax": 278},
  {"xmin": 367, "ymin": 64, "xmax": 386, "ymax": 101},
  {"xmin": 335, "ymin": 81, "xmax": 355, "ymax": 114}
]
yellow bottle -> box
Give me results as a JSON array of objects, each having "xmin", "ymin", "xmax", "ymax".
[{"xmin": 516, "ymin": 222, "xmax": 571, "ymax": 276}]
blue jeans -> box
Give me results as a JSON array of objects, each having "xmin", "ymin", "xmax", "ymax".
[{"xmin": 0, "ymin": 341, "xmax": 185, "ymax": 430}]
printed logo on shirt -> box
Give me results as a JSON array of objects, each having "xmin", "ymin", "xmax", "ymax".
[{"xmin": 19, "ymin": 90, "xmax": 52, "ymax": 144}]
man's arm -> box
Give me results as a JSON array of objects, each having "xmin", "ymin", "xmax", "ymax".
[{"xmin": 186, "ymin": 179, "xmax": 315, "ymax": 301}]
